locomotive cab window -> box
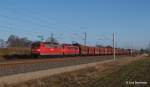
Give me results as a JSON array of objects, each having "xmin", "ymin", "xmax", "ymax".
[
  {"xmin": 31, "ymin": 42, "xmax": 41, "ymax": 48},
  {"xmin": 44, "ymin": 43, "xmax": 60, "ymax": 48}
]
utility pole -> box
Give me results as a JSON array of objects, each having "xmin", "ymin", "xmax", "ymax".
[
  {"xmin": 130, "ymin": 41, "xmax": 133, "ymax": 56},
  {"xmin": 84, "ymin": 32, "xmax": 87, "ymax": 46},
  {"xmin": 51, "ymin": 33, "xmax": 54, "ymax": 40},
  {"xmin": 50, "ymin": 33, "xmax": 55, "ymax": 44},
  {"xmin": 113, "ymin": 33, "xmax": 116, "ymax": 61},
  {"xmin": 97, "ymin": 33, "xmax": 116, "ymax": 60},
  {"xmin": 149, "ymin": 41, "xmax": 150, "ymax": 51}
]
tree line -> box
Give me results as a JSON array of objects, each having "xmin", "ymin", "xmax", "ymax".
[
  {"xmin": 0, "ymin": 35, "xmax": 32, "ymax": 48},
  {"xmin": 0, "ymin": 35, "xmax": 58, "ymax": 48}
]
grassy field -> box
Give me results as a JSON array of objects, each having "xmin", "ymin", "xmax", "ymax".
[
  {"xmin": 96, "ymin": 56, "xmax": 150, "ymax": 87},
  {"xmin": 5, "ymin": 56, "xmax": 150, "ymax": 87}
]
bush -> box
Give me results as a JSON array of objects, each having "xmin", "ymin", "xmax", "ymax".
[{"xmin": 0, "ymin": 48, "xmax": 31, "ymax": 57}]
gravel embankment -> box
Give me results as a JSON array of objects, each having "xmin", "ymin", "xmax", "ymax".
[{"xmin": 0, "ymin": 56, "xmax": 117, "ymax": 77}]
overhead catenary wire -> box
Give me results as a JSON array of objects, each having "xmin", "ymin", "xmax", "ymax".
[
  {"xmin": 0, "ymin": 7, "xmax": 76, "ymax": 32},
  {"xmin": 0, "ymin": 6, "xmax": 90, "ymax": 45},
  {"xmin": 0, "ymin": 7, "xmax": 78, "ymax": 42}
]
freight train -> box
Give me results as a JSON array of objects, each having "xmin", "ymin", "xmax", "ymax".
[{"xmin": 31, "ymin": 42, "xmax": 137, "ymax": 57}]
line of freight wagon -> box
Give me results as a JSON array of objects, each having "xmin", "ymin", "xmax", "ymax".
[{"xmin": 31, "ymin": 42, "xmax": 138, "ymax": 57}]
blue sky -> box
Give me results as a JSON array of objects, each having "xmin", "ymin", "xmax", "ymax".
[{"xmin": 0, "ymin": 0, "xmax": 150, "ymax": 49}]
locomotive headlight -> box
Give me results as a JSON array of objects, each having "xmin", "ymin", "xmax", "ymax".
[
  {"xmin": 37, "ymin": 49, "xmax": 41, "ymax": 51},
  {"xmin": 50, "ymin": 48, "xmax": 54, "ymax": 51}
]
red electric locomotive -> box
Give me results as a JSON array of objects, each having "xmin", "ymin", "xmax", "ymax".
[
  {"xmin": 31, "ymin": 42, "xmax": 63, "ymax": 56},
  {"xmin": 31, "ymin": 42, "xmax": 80, "ymax": 57},
  {"xmin": 62, "ymin": 43, "xmax": 79, "ymax": 56}
]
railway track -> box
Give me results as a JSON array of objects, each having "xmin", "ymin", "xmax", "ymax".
[{"xmin": 0, "ymin": 56, "xmax": 127, "ymax": 77}]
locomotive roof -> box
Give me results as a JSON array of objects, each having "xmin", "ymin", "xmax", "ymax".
[{"xmin": 43, "ymin": 42, "xmax": 59, "ymax": 45}]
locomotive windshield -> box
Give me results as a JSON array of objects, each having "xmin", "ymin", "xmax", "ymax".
[
  {"xmin": 44, "ymin": 42, "xmax": 60, "ymax": 48},
  {"xmin": 31, "ymin": 42, "xmax": 41, "ymax": 48}
]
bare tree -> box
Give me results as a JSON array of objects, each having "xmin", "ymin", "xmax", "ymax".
[{"xmin": 7, "ymin": 35, "xmax": 32, "ymax": 47}]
